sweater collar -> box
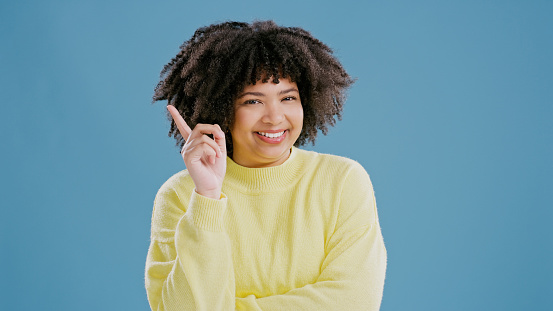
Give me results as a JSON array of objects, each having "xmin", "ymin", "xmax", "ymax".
[{"xmin": 225, "ymin": 147, "xmax": 306, "ymax": 193}]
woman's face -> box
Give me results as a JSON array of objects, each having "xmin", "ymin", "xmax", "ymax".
[{"xmin": 231, "ymin": 77, "xmax": 303, "ymax": 168}]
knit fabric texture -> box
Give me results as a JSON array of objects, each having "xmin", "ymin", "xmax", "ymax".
[{"xmin": 145, "ymin": 147, "xmax": 387, "ymax": 310}]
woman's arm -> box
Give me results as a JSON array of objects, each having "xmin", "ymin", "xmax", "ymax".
[
  {"xmin": 146, "ymin": 188, "xmax": 235, "ymax": 311},
  {"xmin": 147, "ymin": 106, "xmax": 235, "ymax": 310}
]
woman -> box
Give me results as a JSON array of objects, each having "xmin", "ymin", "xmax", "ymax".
[{"xmin": 145, "ymin": 20, "xmax": 386, "ymax": 310}]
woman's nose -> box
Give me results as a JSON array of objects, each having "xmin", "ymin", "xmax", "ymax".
[{"xmin": 262, "ymin": 102, "xmax": 285, "ymax": 124}]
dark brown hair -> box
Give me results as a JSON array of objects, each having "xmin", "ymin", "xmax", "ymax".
[{"xmin": 153, "ymin": 20, "xmax": 354, "ymax": 153}]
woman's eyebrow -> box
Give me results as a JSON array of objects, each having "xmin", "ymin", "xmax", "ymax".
[
  {"xmin": 236, "ymin": 88, "xmax": 299, "ymax": 99},
  {"xmin": 278, "ymin": 88, "xmax": 299, "ymax": 95},
  {"xmin": 236, "ymin": 91, "xmax": 264, "ymax": 99}
]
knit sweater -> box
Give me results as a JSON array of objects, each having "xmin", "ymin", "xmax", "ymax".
[{"xmin": 145, "ymin": 147, "xmax": 386, "ymax": 310}]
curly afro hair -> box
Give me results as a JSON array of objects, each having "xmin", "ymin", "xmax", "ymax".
[{"xmin": 153, "ymin": 20, "xmax": 354, "ymax": 153}]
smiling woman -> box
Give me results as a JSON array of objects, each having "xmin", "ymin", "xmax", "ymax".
[
  {"xmin": 232, "ymin": 78, "xmax": 304, "ymax": 168},
  {"xmin": 146, "ymin": 20, "xmax": 387, "ymax": 310}
]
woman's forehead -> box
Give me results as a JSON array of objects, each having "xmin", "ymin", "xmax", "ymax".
[{"xmin": 238, "ymin": 77, "xmax": 298, "ymax": 96}]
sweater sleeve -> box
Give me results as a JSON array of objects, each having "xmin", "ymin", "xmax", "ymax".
[
  {"xmin": 145, "ymin": 187, "xmax": 236, "ymax": 311},
  {"xmin": 235, "ymin": 162, "xmax": 387, "ymax": 311}
]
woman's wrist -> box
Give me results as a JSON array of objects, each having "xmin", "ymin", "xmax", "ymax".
[{"xmin": 195, "ymin": 188, "xmax": 222, "ymax": 200}]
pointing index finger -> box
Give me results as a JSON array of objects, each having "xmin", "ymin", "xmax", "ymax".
[{"xmin": 167, "ymin": 105, "xmax": 192, "ymax": 141}]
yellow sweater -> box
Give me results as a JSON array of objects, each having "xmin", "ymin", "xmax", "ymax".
[{"xmin": 145, "ymin": 147, "xmax": 386, "ymax": 310}]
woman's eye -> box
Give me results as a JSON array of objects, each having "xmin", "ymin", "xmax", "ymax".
[
  {"xmin": 282, "ymin": 96, "xmax": 297, "ymax": 101},
  {"xmin": 244, "ymin": 99, "xmax": 261, "ymax": 105}
]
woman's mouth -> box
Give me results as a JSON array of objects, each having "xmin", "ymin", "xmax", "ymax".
[{"xmin": 255, "ymin": 130, "xmax": 287, "ymax": 143}]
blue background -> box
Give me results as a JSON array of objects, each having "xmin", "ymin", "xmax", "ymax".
[{"xmin": 1, "ymin": 0, "xmax": 551, "ymax": 310}]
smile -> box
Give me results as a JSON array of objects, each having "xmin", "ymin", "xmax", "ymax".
[
  {"xmin": 255, "ymin": 130, "xmax": 288, "ymax": 144},
  {"xmin": 256, "ymin": 131, "xmax": 286, "ymax": 138}
]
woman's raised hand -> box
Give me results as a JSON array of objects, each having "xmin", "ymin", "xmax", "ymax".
[{"xmin": 167, "ymin": 105, "xmax": 227, "ymax": 200}]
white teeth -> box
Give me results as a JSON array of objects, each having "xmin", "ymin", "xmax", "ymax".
[{"xmin": 258, "ymin": 131, "xmax": 285, "ymax": 138}]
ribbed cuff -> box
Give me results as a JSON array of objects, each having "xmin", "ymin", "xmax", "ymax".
[{"xmin": 187, "ymin": 190, "xmax": 227, "ymax": 231}]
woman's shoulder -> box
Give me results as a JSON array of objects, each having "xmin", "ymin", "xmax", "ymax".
[
  {"xmin": 155, "ymin": 169, "xmax": 195, "ymax": 200},
  {"xmin": 296, "ymin": 148, "xmax": 368, "ymax": 175},
  {"xmin": 294, "ymin": 148, "xmax": 372, "ymax": 193}
]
